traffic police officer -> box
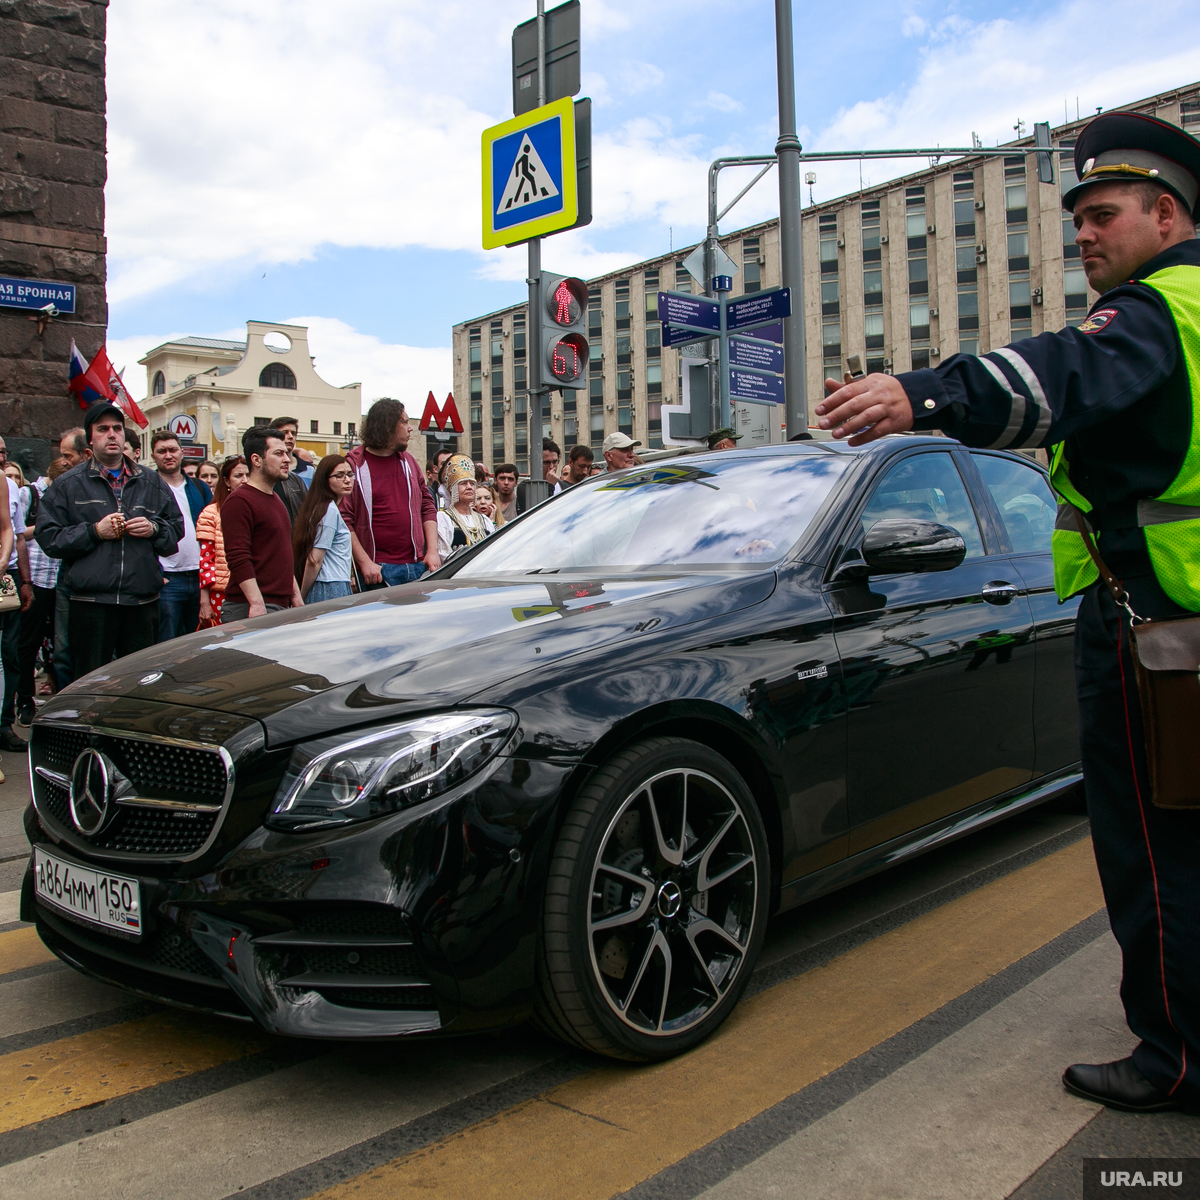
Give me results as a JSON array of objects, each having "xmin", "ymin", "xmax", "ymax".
[{"xmin": 816, "ymin": 110, "xmax": 1200, "ymax": 1112}]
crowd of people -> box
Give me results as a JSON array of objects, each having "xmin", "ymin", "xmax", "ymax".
[{"xmin": 0, "ymin": 396, "xmax": 694, "ymax": 771}]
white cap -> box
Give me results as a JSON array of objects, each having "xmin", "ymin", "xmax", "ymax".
[{"xmin": 602, "ymin": 432, "xmax": 641, "ymax": 453}]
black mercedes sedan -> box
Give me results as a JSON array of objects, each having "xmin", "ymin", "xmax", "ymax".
[{"xmin": 21, "ymin": 436, "xmax": 1080, "ymax": 1061}]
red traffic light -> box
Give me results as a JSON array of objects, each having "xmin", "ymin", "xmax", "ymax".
[
  {"xmin": 545, "ymin": 277, "xmax": 587, "ymax": 328},
  {"xmin": 546, "ymin": 332, "xmax": 587, "ymax": 386}
]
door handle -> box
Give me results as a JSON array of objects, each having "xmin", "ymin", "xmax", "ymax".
[{"xmin": 981, "ymin": 581, "xmax": 1019, "ymax": 605}]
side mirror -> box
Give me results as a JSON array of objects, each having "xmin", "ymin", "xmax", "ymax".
[{"xmin": 862, "ymin": 518, "xmax": 966, "ymax": 574}]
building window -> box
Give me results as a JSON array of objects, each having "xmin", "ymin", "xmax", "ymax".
[
  {"xmin": 674, "ymin": 262, "xmax": 691, "ymax": 294},
  {"xmin": 864, "ymin": 311, "xmax": 884, "ymax": 350},
  {"xmin": 259, "ymin": 362, "xmax": 296, "ymax": 389},
  {"xmin": 1007, "ymin": 230, "xmax": 1029, "ymax": 272},
  {"xmin": 470, "ymin": 403, "xmax": 482, "ymax": 429},
  {"xmin": 646, "ymin": 362, "xmax": 662, "ymax": 394},
  {"xmin": 615, "ymin": 279, "xmax": 631, "ymax": 329},
  {"xmin": 348, "ymin": 423, "xmax": 355, "ymax": 436},
  {"xmin": 469, "ymin": 333, "xmax": 481, "ymax": 370},
  {"xmin": 617, "ymin": 369, "xmax": 632, "ymax": 400},
  {"xmin": 492, "ymin": 400, "xmax": 505, "ymax": 421},
  {"xmin": 1063, "ymin": 216, "xmax": 1080, "ymax": 260},
  {"xmin": 956, "ymin": 243, "xmax": 977, "ymax": 285},
  {"xmin": 470, "ymin": 376, "xmax": 483, "ymax": 403},
  {"xmin": 821, "ymin": 322, "xmax": 841, "ymax": 363},
  {"xmin": 1009, "ymin": 275, "xmax": 1032, "ymax": 318},
  {"xmin": 513, "ymin": 315, "xmax": 526, "ymax": 360},
  {"xmin": 905, "ymin": 186, "xmax": 927, "ymax": 250},
  {"xmin": 152, "ymin": 371, "xmax": 166, "ymax": 396},
  {"xmin": 911, "ymin": 349, "xmax": 931, "ymax": 371},
  {"xmin": 819, "ymin": 236, "xmax": 839, "ymax": 275},
  {"xmin": 959, "ymin": 338, "xmax": 979, "ymax": 356},
  {"xmin": 491, "ymin": 334, "xmax": 504, "ymax": 366},
  {"xmin": 588, "ymin": 289, "xmax": 602, "ymax": 337},
  {"xmin": 1064, "ymin": 266, "xmax": 1089, "ymax": 314},
  {"xmin": 644, "ymin": 269, "xmax": 660, "ymax": 319},
  {"xmin": 953, "ymin": 171, "xmax": 976, "ymax": 239},
  {"xmin": 861, "ymin": 200, "xmax": 882, "ymax": 262},
  {"xmin": 333, "ymin": 421, "xmax": 341, "ymax": 435},
  {"xmin": 645, "ymin": 325, "xmax": 661, "ymax": 358},
  {"xmin": 742, "ymin": 236, "xmax": 761, "ymax": 293},
  {"xmin": 254, "ymin": 416, "xmax": 271, "ymax": 426},
  {"xmin": 910, "ymin": 302, "xmax": 930, "ymax": 343},
  {"xmin": 864, "ymin": 270, "xmax": 883, "ymax": 306},
  {"xmin": 616, "ymin": 334, "xmax": 632, "ymax": 366},
  {"xmin": 1182, "ymin": 98, "xmax": 1200, "ymax": 129},
  {"xmin": 821, "ymin": 279, "xmax": 839, "ymax": 316},
  {"xmin": 513, "ymin": 363, "xmax": 527, "ymax": 391},
  {"xmin": 310, "ymin": 420, "xmax": 319, "ymax": 434},
  {"xmin": 907, "ymin": 256, "xmax": 928, "ymax": 295},
  {"xmin": 1005, "ymin": 180, "xmax": 1027, "ymax": 226},
  {"xmin": 957, "ymin": 289, "xmax": 979, "ymax": 331}
]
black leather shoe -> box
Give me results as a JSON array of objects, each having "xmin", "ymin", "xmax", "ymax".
[
  {"xmin": 1063, "ymin": 1057, "xmax": 1183, "ymax": 1112},
  {"xmin": 0, "ymin": 727, "xmax": 27, "ymax": 753}
]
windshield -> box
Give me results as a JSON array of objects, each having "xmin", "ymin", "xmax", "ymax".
[{"xmin": 455, "ymin": 453, "xmax": 849, "ymax": 574}]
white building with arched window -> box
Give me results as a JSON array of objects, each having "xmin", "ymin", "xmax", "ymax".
[{"xmin": 138, "ymin": 320, "xmax": 362, "ymax": 460}]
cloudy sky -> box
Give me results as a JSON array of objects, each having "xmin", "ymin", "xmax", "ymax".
[{"xmin": 104, "ymin": 0, "xmax": 1200, "ymax": 407}]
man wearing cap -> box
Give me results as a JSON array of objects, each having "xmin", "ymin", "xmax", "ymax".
[
  {"xmin": 602, "ymin": 432, "xmax": 640, "ymax": 472},
  {"xmin": 816, "ymin": 112, "xmax": 1200, "ymax": 1112},
  {"xmin": 706, "ymin": 427, "xmax": 742, "ymax": 451},
  {"xmin": 35, "ymin": 403, "xmax": 183, "ymax": 681}
]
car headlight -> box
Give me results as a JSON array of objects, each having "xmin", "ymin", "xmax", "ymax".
[{"xmin": 265, "ymin": 708, "xmax": 518, "ymax": 832}]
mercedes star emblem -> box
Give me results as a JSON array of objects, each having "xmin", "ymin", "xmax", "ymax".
[
  {"xmin": 139, "ymin": 672, "xmax": 163, "ymax": 685},
  {"xmin": 69, "ymin": 748, "xmax": 114, "ymax": 836}
]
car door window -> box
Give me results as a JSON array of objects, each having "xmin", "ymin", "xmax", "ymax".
[
  {"xmin": 859, "ymin": 452, "xmax": 984, "ymax": 559},
  {"xmin": 973, "ymin": 454, "xmax": 1056, "ymax": 555}
]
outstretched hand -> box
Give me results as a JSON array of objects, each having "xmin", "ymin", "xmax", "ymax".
[{"xmin": 815, "ymin": 375, "xmax": 914, "ymax": 446}]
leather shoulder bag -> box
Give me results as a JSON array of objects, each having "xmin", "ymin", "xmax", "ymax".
[{"xmin": 1074, "ymin": 508, "xmax": 1200, "ymax": 809}]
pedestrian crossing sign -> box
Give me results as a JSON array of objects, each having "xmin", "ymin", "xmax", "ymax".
[{"xmin": 482, "ymin": 96, "xmax": 578, "ymax": 249}]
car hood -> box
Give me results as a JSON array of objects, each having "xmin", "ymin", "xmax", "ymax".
[{"xmin": 57, "ymin": 571, "xmax": 776, "ymax": 745}]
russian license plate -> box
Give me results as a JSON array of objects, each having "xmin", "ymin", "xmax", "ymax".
[{"xmin": 33, "ymin": 847, "xmax": 141, "ymax": 937}]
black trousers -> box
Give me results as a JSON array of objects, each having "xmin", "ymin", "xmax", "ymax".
[
  {"xmin": 1077, "ymin": 576, "xmax": 1200, "ymax": 1101},
  {"xmin": 68, "ymin": 599, "xmax": 159, "ymax": 682},
  {"xmin": 16, "ymin": 584, "xmax": 56, "ymax": 713},
  {"xmin": 0, "ymin": 606, "xmax": 17, "ymax": 725}
]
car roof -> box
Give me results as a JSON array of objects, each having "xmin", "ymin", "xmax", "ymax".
[{"xmin": 636, "ymin": 434, "xmax": 951, "ymax": 469}]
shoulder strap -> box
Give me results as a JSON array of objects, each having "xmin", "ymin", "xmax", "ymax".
[{"xmin": 1072, "ymin": 506, "xmax": 1144, "ymax": 623}]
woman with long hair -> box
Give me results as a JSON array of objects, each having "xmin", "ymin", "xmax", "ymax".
[
  {"xmin": 436, "ymin": 455, "xmax": 494, "ymax": 561},
  {"xmin": 196, "ymin": 456, "xmax": 248, "ymax": 626},
  {"xmin": 473, "ymin": 482, "xmax": 503, "ymax": 527},
  {"xmin": 292, "ymin": 455, "xmax": 357, "ymax": 602},
  {"xmin": 197, "ymin": 460, "xmax": 220, "ymax": 492}
]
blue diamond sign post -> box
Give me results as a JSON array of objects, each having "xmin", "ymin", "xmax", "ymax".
[{"xmin": 482, "ymin": 95, "xmax": 578, "ymax": 250}]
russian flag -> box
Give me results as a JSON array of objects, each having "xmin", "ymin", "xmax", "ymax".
[{"xmin": 68, "ymin": 340, "xmax": 115, "ymax": 409}]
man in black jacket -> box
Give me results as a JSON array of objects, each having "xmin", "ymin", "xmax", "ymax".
[{"xmin": 36, "ymin": 402, "xmax": 183, "ymax": 681}]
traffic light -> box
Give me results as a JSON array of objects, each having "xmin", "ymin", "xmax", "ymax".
[{"xmin": 540, "ymin": 271, "xmax": 588, "ymax": 390}]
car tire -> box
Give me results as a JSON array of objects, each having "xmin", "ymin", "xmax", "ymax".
[{"xmin": 535, "ymin": 736, "xmax": 770, "ymax": 1061}]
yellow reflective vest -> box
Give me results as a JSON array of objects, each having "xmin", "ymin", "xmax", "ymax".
[{"xmin": 1050, "ymin": 263, "xmax": 1200, "ymax": 609}]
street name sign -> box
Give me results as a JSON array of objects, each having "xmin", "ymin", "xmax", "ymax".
[
  {"xmin": 730, "ymin": 337, "xmax": 783, "ymax": 373},
  {"xmin": 482, "ymin": 96, "xmax": 578, "ymax": 249},
  {"xmin": 657, "ymin": 291, "xmax": 720, "ymax": 332},
  {"xmin": 0, "ymin": 275, "xmax": 76, "ymax": 313},
  {"xmin": 727, "ymin": 287, "xmax": 791, "ymax": 332},
  {"xmin": 662, "ymin": 324, "xmax": 711, "ymax": 348},
  {"xmin": 729, "ymin": 368, "xmax": 785, "ymax": 404}
]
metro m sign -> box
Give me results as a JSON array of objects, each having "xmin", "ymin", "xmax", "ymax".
[{"xmin": 418, "ymin": 391, "xmax": 464, "ymax": 434}]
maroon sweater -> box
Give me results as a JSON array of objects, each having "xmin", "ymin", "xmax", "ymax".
[{"xmin": 220, "ymin": 483, "xmax": 295, "ymax": 607}]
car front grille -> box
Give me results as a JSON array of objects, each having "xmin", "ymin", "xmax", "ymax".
[{"xmin": 32, "ymin": 723, "xmax": 231, "ymax": 863}]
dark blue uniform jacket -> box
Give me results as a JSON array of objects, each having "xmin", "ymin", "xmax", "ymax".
[{"xmin": 899, "ymin": 239, "xmax": 1200, "ymax": 572}]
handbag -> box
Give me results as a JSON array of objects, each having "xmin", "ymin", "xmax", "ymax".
[
  {"xmin": 1074, "ymin": 508, "xmax": 1200, "ymax": 809},
  {"xmin": 0, "ymin": 573, "xmax": 19, "ymax": 614}
]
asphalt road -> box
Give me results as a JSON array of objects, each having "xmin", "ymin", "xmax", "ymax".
[{"xmin": 0, "ymin": 746, "xmax": 1196, "ymax": 1199}]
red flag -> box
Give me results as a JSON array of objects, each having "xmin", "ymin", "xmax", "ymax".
[
  {"xmin": 67, "ymin": 341, "xmax": 116, "ymax": 406},
  {"xmin": 109, "ymin": 365, "xmax": 149, "ymax": 429}
]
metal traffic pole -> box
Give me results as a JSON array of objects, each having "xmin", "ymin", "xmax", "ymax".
[
  {"xmin": 525, "ymin": 0, "xmax": 546, "ymax": 470},
  {"xmin": 774, "ymin": 0, "xmax": 806, "ymax": 438}
]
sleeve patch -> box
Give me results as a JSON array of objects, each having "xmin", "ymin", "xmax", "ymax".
[{"xmin": 1078, "ymin": 308, "xmax": 1118, "ymax": 333}]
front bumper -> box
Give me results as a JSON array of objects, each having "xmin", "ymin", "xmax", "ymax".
[{"xmin": 23, "ymin": 750, "xmax": 580, "ymax": 1039}]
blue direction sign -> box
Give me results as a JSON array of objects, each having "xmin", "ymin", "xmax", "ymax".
[
  {"xmin": 727, "ymin": 287, "xmax": 791, "ymax": 332},
  {"xmin": 729, "ymin": 368, "xmax": 785, "ymax": 404},
  {"xmin": 657, "ymin": 291, "xmax": 720, "ymax": 332},
  {"xmin": 662, "ymin": 324, "xmax": 711, "ymax": 348},
  {"xmin": 730, "ymin": 337, "xmax": 783, "ymax": 374},
  {"xmin": 0, "ymin": 276, "xmax": 76, "ymax": 314}
]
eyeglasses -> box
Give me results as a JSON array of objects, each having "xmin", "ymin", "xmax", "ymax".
[{"xmin": 329, "ymin": 470, "xmax": 353, "ymax": 480}]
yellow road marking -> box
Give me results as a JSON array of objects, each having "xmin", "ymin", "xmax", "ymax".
[
  {"xmin": 0, "ymin": 1011, "xmax": 266, "ymax": 1133},
  {"xmin": 0, "ymin": 926, "xmax": 57, "ymax": 975},
  {"xmin": 315, "ymin": 837, "xmax": 1104, "ymax": 1200}
]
